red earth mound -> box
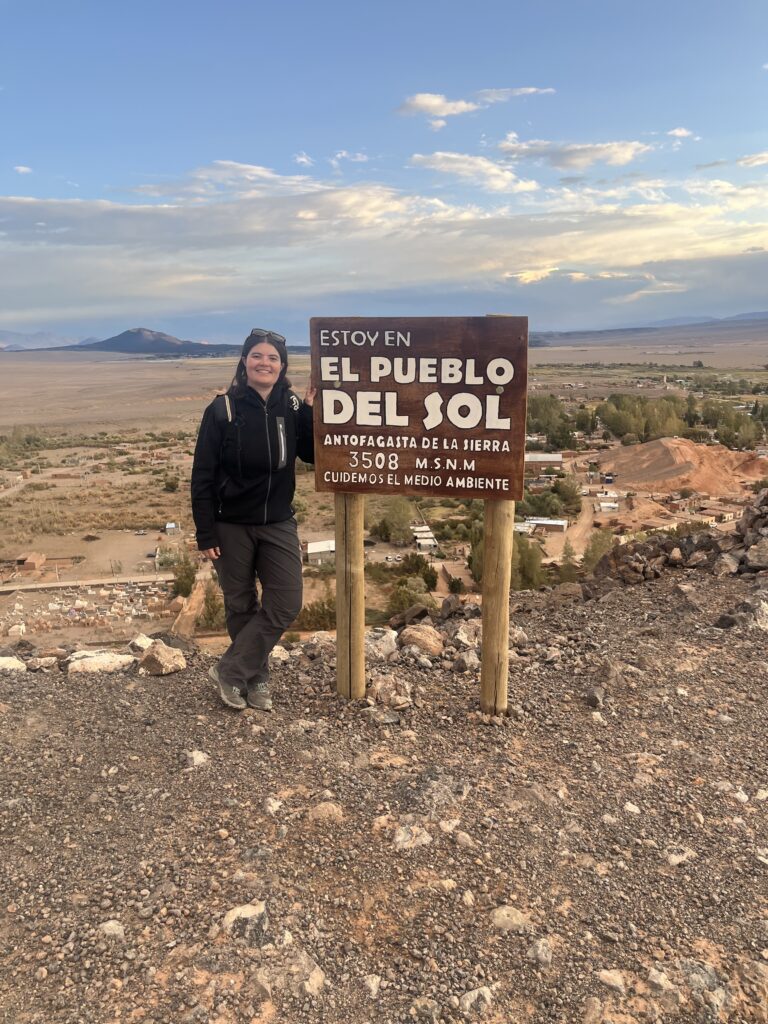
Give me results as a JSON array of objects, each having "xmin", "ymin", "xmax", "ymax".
[{"xmin": 598, "ymin": 437, "xmax": 768, "ymax": 495}]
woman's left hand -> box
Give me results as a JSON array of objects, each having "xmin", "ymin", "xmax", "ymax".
[{"xmin": 304, "ymin": 385, "xmax": 317, "ymax": 407}]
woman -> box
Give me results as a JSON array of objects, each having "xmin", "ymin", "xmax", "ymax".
[{"xmin": 191, "ymin": 329, "xmax": 315, "ymax": 711}]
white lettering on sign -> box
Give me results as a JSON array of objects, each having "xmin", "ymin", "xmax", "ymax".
[
  {"xmin": 322, "ymin": 390, "xmax": 409, "ymax": 426},
  {"xmin": 320, "ymin": 329, "xmax": 411, "ymax": 347},
  {"xmin": 422, "ymin": 393, "xmax": 511, "ymax": 431}
]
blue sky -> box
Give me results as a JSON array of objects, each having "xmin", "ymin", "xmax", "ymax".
[{"xmin": 1, "ymin": 0, "xmax": 767, "ymax": 341}]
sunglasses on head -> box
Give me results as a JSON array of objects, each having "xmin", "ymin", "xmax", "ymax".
[{"xmin": 248, "ymin": 328, "xmax": 286, "ymax": 344}]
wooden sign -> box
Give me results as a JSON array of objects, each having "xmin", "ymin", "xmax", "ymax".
[{"xmin": 310, "ymin": 316, "xmax": 528, "ymax": 500}]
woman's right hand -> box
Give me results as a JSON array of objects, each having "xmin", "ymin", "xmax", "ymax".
[{"xmin": 202, "ymin": 547, "xmax": 221, "ymax": 560}]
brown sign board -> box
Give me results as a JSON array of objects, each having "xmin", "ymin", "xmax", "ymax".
[{"xmin": 311, "ymin": 316, "xmax": 528, "ymax": 500}]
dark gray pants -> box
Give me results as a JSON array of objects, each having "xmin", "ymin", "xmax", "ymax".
[{"xmin": 213, "ymin": 519, "xmax": 303, "ymax": 692}]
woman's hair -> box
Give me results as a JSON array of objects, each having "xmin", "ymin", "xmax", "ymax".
[{"xmin": 228, "ymin": 329, "xmax": 292, "ymax": 395}]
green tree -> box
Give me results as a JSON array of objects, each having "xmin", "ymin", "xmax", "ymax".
[
  {"xmin": 422, "ymin": 565, "xmax": 438, "ymax": 590},
  {"xmin": 559, "ymin": 539, "xmax": 578, "ymax": 582},
  {"xmin": 172, "ymin": 553, "xmax": 197, "ymax": 597},
  {"xmin": 515, "ymin": 533, "xmax": 545, "ymax": 590},
  {"xmin": 582, "ymin": 529, "xmax": 614, "ymax": 572},
  {"xmin": 199, "ymin": 580, "xmax": 225, "ymax": 629}
]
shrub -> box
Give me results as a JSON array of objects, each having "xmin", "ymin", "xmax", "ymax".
[
  {"xmin": 448, "ymin": 576, "xmax": 465, "ymax": 594},
  {"xmin": 172, "ymin": 554, "xmax": 197, "ymax": 597},
  {"xmin": 295, "ymin": 596, "xmax": 336, "ymax": 630},
  {"xmin": 199, "ymin": 580, "xmax": 226, "ymax": 630},
  {"xmin": 163, "ymin": 475, "xmax": 180, "ymax": 492},
  {"xmin": 582, "ymin": 529, "xmax": 614, "ymax": 572}
]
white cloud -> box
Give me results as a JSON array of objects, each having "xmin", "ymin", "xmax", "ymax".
[
  {"xmin": 14, "ymin": 165, "xmax": 32, "ymax": 174},
  {"xmin": 509, "ymin": 266, "xmax": 559, "ymax": 284},
  {"xmin": 499, "ymin": 133, "xmax": 653, "ymax": 170},
  {"xmin": 293, "ymin": 151, "xmax": 314, "ymax": 167},
  {"xmin": 398, "ymin": 93, "xmax": 480, "ymax": 118},
  {"xmin": 476, "ymin": 87, "xmax": 555, "ymax": 103},
  {"xmin": 410, "ymin": 151, "xmax": 538, "ymax": 193},
  {"xmin": 738, "ymin": 150, "xmax": 768, "ymax": 168},
  {"xmin": 329, "ymin": 150, "xmax": 369, "ymax": 171},
  {"xmin": 398, "ymin": 86, "xmax": 554, "ymax": 128},
  {"xmin": 667, "ymin": 127, "xmax": 693, "ymax": 138},
  {"xmin": 2, "ymin": 157, "xmax": 768, "ymax": 327}
]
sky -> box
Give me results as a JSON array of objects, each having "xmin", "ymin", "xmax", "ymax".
[{"xmin": 1, "ymin": 0, "xmax": 767, "ymax": 342}]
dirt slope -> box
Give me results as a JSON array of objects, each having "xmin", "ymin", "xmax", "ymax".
[
  {"xmin": 1, "ymin": 571, "xmax": 767, "ymax": 1023},
  {"xmin": 599, "ymin": 437, "xmax": 768, "ymax": 495}
]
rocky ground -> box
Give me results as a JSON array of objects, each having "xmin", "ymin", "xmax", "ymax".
[{"xmin": 1, "ymin": 554, "xmax": 767, "ymax": 1024}]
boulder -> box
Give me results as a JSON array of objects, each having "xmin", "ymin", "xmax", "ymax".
[
  {"xmin": 0, "ymin": 656, "xmax": 27, "ymax": 673},
  {"xmin": 138, "ymin": 640, "xmax": 186, "ymax": 676},
  {"xmin": 490, "ymin": 905, "xmax": 532, "ymax": 934},
  {"xmin": 366, "ymin": 628, "xmax": 398, "ymax": 663},
  {"xmin": 398, "ymin": 623, "xmax": 444, "ymax": 657},
  {"xmin": 454, "ymin": 649, "xmax": 480, "ymax": 673},
  {"xmin": 368, "ymin": 674, "xmax": 413, "ymax": 709},
  {"xmin": 68, "ymin": 652, "xmax": 135, "ymax": 674},
  {"xmin": 744, "ymin": 537, "xmax": 768, "ymax": 571}
]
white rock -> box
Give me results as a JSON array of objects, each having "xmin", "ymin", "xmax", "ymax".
[
  {"xmin": 269, "ymin": 645, "xmax": 290, "ymax": 662},
  {"xmin": 0, "ymin": 656, "xmax": 27, "ymax": 673},
  {"xmin": 455, "ymin": 830, "xmax": 475, "ymax": 849},
  {"xmin": 7, "ymin": 624, "xmax": 26, "ymax": 637},
  {"xmin": 185, "ymin": 749, "xmax": 210, "ymax": 769},
  {"xmin": 138, "ymin": 640, "xmax": 186, "ymax": 676},
  {"xmin": 98, "ymin": 920, "xmax": 125, "ymax": 941},
  {"xmin": 363, "ymin": 974, "xmax": 382, "ymax": 998},
  {"xmin": 596, "ymin": 968, "xmax": 625, "ymax": 994},
  {"xmin": 264, "ymin": 797, "xmax": 283, "ymax": 815},
  {"xmin": 68, "ymin": 652, "xmax": 135, "ymax": 674},
  {"xmin": 667, "ymin": 846, "xmax": 697, "ymax": 867},
  {"xmin": 491, "ymin": 905, "xmax": 532, "ymax": 934},
  {"xmin": 393, "ymin": 824, "xmax": 432, "ymax": 851},
  {"xmin": 526, "ymin": 937, "xmax": 553, "ymax": 967},
  {"xmin": 462, "ymin": 890, "xmax": 475, "ymax": 907},
  {"xmin": 624, "ymin": 802, "xmax": 641, "ymax": 815},
  {"xmin": 458, "ymin": 986, "xmax": 493, "ymax": 1014},
  {"xmin": 366, "ymin": 628, "xmax": 398, "ymax": 663},
  {"xmin": 129, "ymin": 633, "xmax": 154, "ymax": 652}
]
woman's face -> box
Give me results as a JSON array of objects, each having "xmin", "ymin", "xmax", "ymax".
[{"xmin": 243, "ymin": 341, "xmax": 284, "ymax": 392}]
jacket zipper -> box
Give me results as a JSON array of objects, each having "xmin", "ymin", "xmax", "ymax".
[{"xmin": 263, "ymin": 403, "xmax": 272, "ymax": 524}]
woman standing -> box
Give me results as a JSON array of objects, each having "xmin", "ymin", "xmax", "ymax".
[{"xmin": 191, "ymin": 329, "xmax": 315, "ymax": 711}]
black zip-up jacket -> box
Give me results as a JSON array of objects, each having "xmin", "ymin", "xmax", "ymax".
[{"xmin": 191, "ymin": 384, "xmax": 314, "ymax": 550}]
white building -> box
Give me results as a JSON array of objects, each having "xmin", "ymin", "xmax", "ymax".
[
  {"xmin": 524, "ymin": 517, "xmax": 569, "ymax": 533},
  {"xmin": 304, "ymin": 540, "xmax": 336, "ymax": 565}
]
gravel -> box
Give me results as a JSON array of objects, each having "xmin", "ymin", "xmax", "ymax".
[{"xmin": 1, "ymin": 568, "xmax": 767, "ymax": 1022}]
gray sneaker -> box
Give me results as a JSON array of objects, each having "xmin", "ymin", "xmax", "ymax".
[
  {"xmin": 209, "ymin": 663, "xmax": 246, "ymax": 710},
  {"xmin": 246, "ymin": 679, "xmax": 273, "ymax": 712}
]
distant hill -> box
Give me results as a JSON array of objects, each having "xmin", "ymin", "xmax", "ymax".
[
  {"xmin": 66, "ymin": 328, "xmax": 240, "ymax": 357},
  {"xmin": 0, "ymin": 329, "xmax": 79, "ymax": 351},
  {"xmin": 531, "ymin": 312, "xmax": 768, "ymax": 349}
]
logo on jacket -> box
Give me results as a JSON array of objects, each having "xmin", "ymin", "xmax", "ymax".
[{"xmin": 290, "ymin": 394, "xmax": 300, "ymax": 411}]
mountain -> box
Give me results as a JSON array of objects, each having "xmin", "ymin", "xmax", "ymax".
[
  {"xmin": 722, "ymin": 311, "xmax": 768, "ymax": 322},
  {"xmin": 68, "ymin": 327, "xmax": 240, "ymax": 356},
  {"xmin": 0, "ymin": 329, "xmax": 79, "ymax": 351}
]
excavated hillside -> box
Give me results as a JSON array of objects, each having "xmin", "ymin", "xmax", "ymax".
[
  {"xmin": 598, "ymin": 437, "xmax": 768, "ymax": 495},
  {"xmin": 2, "ymin": 519, "xmax": 768, "ymax": 1024}
]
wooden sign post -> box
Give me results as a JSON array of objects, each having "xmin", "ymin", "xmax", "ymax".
[
  {"xmin": 335, "ymin": 492, "xmax": 366, "ymax": 699},
  {"xmin": 310, "ymin": 317, "xmax": 528, "ymax": 711}
]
